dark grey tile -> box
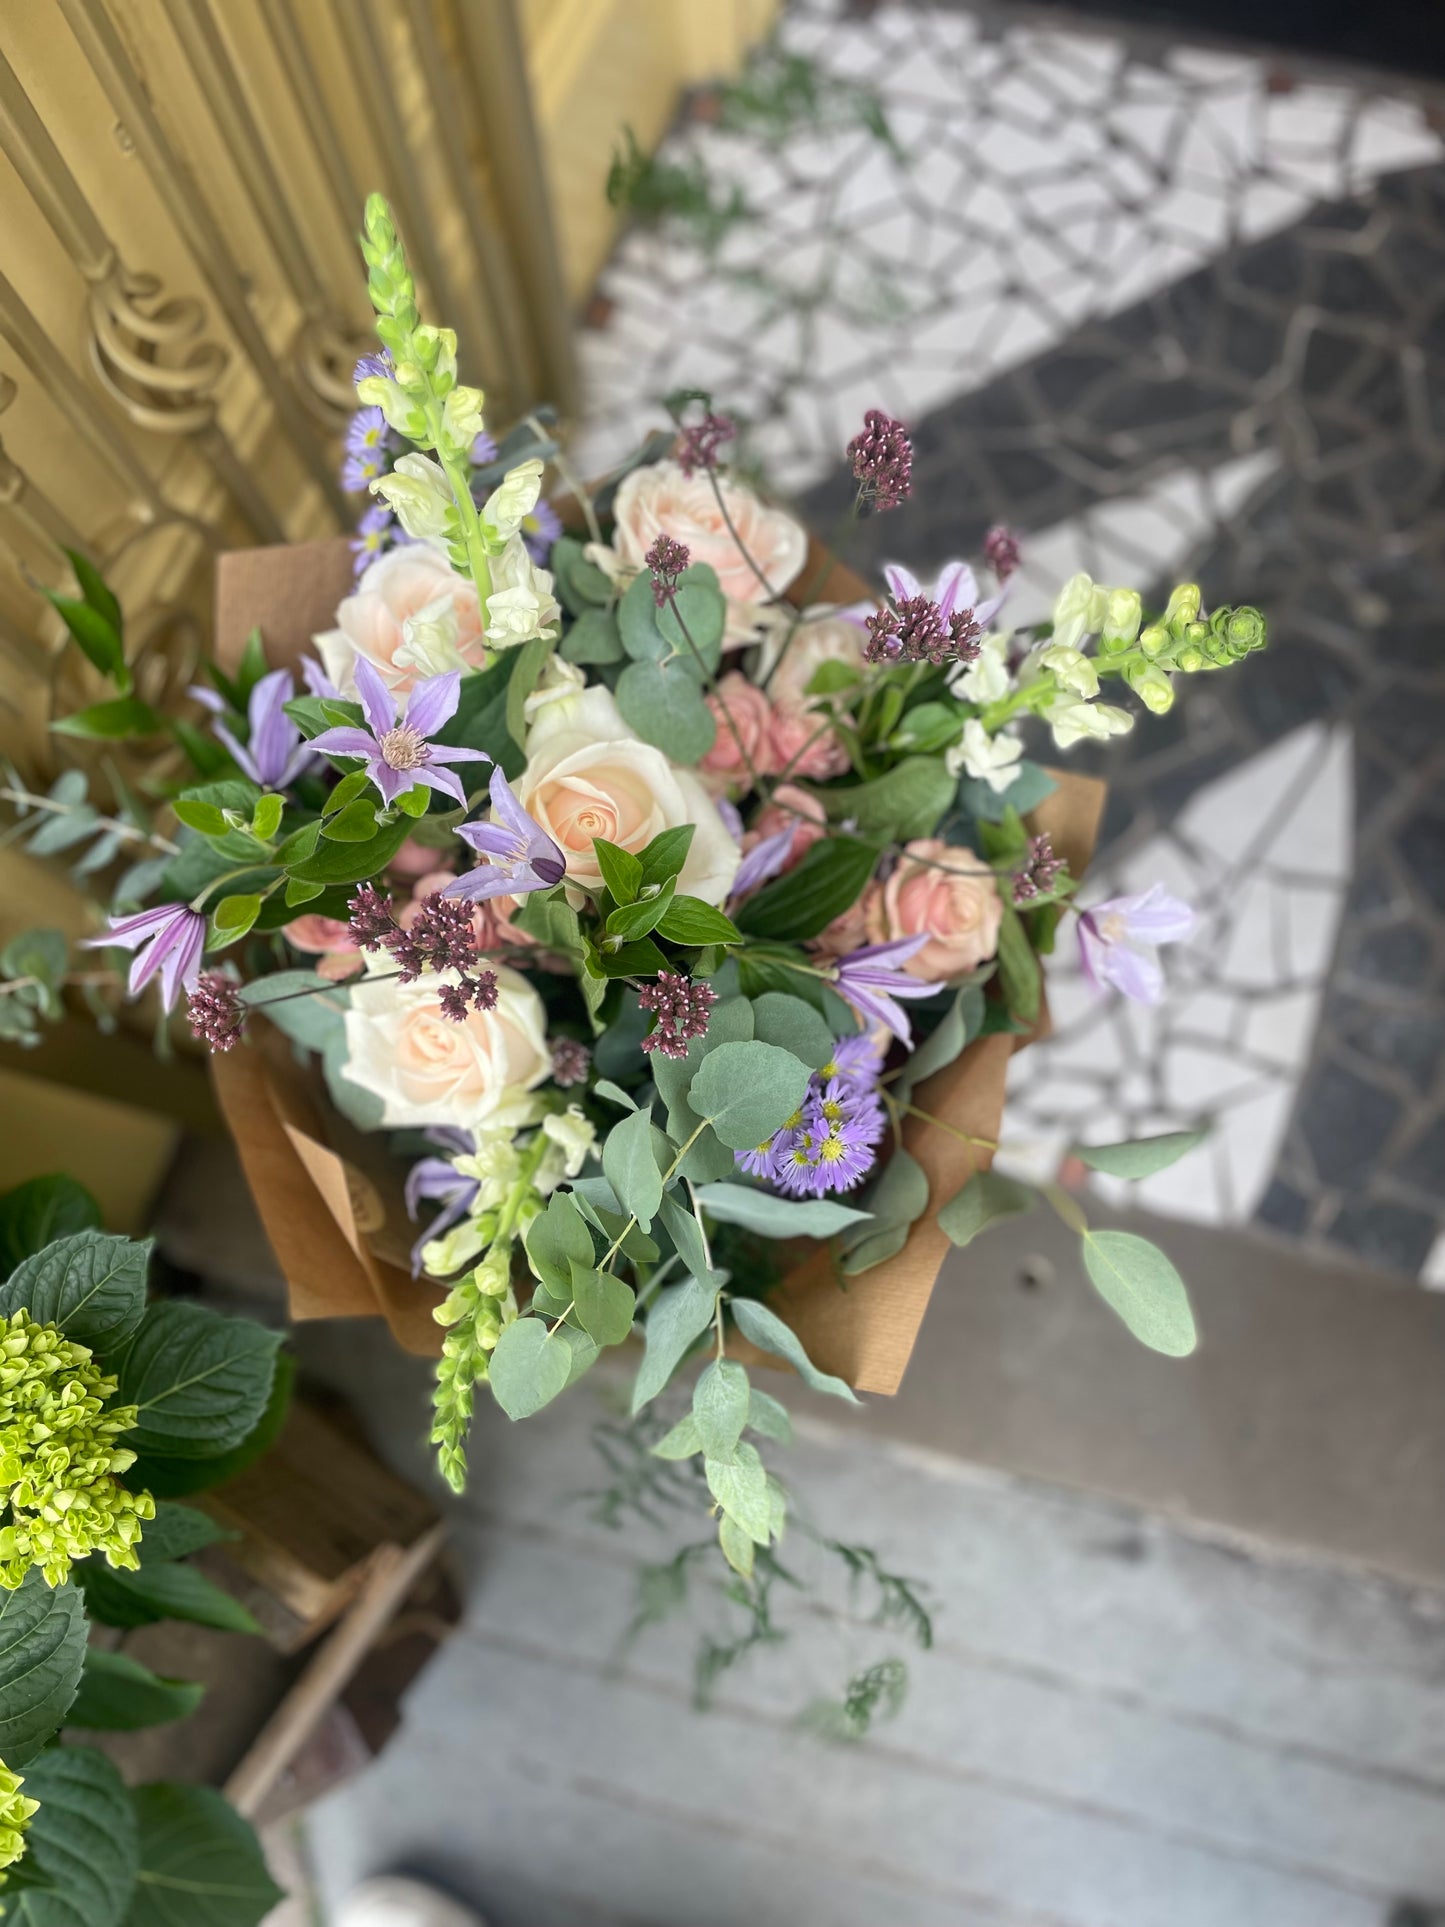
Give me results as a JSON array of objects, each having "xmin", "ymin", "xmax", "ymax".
[
  {"xmin": 1326, "ymin": 1198, "xmax": 1439, "ymax": 1275},
  {"xmin": 1299, "ymin": 1064, "xmax": 1402, "ymax": 1189}
]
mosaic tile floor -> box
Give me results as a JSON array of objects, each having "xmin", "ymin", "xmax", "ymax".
[{"xmin": 573, "ymin": 0, "xmax": 1445, "ymax": 1283}]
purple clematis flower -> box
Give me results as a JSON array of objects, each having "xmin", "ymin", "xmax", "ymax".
[
  {"xmin": 883, "ymin": 558, "xmax": 1009, "ymax": 632},
  {"xmin": 443, "ymin": 766, "xmax": 565, "ymax": 903},
  {"xmin": 202, "ymin": 668, "xmax": 315, "ymax": 790},
  {"xmin": 83, "ymin": 903, "xmax": 206, "ymax": 1011},
  {"xmin": 300, "ymin": 655, "xmax": 340, "ymax": 701},
  {"xmin": 728, "ymin": 825, "xmax": 794, "ymax": 902},
  {"xmin": 309, "ymin": 658, "xmax": 489, "ymax": 809},
  {"xmin": 1078, "ymin": 883, "xmax": 1195, "ymax": 1005},
  {"xmin": 405, "ymin": 1128, "xmax": 479, "ymax": 1274},
  {"xmin": 831, "ymin": 935, "xmax": 940, "ymax": 1047}
]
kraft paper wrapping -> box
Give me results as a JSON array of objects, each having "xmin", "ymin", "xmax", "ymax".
[{"xmin": 208, "ymin": 537, "xmax": 1104, "ymax": 1390}]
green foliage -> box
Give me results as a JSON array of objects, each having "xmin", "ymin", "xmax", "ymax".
[
  {"xmin": 601, "ymin": 1106, "xmax": 663, "ymax": 1232},
  {"xmin": 0, "ymin": 928, "xmax": 69, "ymax": 1044},
  {"xmin": 504, "ymin": 633, "xmax": 554, "ymax": 751},
  {"xmin": 8, "ymin": 1745, "xmax": 137, "ymax": 1927},
  {"xmin": 76, "ymin": 1557, "xmax": 260, "ymax": 1638},
  {"xmin": 0, "ymin": 1573, "xmax": 86, "ymax": 1766},
  {"xmin": 655, "ymin": 895, "xmax": 739, "ymax": 947},
  {"xmin": 811, "ymin": 758, "xmax": 955, "ymax": 841},
  {"xmin": 693, "ymin": 1184, "xmax": 869, "ymax": 1240},
  {"xmin": 129, "ymin": 1352, "xmax": 295, "ymax": 1500},
  {"xmin": 606, "ymin": 127, "xmax": 749, "ymax": 252},
  {"xmin": 747, "ymin": 993, "xmax": 834, "ymax": 1069},
  {"xmin": 994, "ymin": 898, "xmax": 1041, "ymax": 1024},
  {"xmin": 114, "ymin": 1302, "xmax": 281, "ymax": 1461},
  {"xmin": 67, "ymin": 1652, "xmax": 204, "ymax": 1734},
  {"xmin": 1072, "ymin": 1130, "xmax": 1208, "ymax": 1179},
  {"xmin": 0, "ymin": 1233, "xmax": 149, "ymax": 1357},
  {"xmin": 550, "ymin": 536, "xmax": 614, "ymax": 617},
  {"xmin": 122, "ymin": 1783, "xmax": 283, "ymax": 1927},
  {"xmin": 637, "ymin": 826, "xmax": 695, "ymax": 892},
  {"xmin": 487, "ymin": 1318, "xmax": 576, "ymax": 1421},
  {"xmin": 51, "ymin": 699, "xmax": 164, "ymax": 743},
  {"xmin": 734, "ymin": 836, "xmax": 881, "ymax": 942},
  {"xmin": 570, "ymin": 1266, "xmax": 635, "ymax": 1349},
  {"xmin": 523, "ymin": 1192, "xmax": 594, "ymax": 1293},
  {"xmin": 687, "ymin": 1041, "xmax": 813, "ymax": 1151},
  {"xmin": 839, "ymin": 1149, "xmax": 930, "ymax": 1275},
  {"xmin": 42, "ymin": 584, "xmax": 127, "ymax": 689},
  {"xmin": 937, "ymin": 1170, "xmax": 1035, "ymax": 1247},
  {"xmin": 953, "ymin": 759, "xmax": 1056, "ymax": 824},
  {"xmin": 615, "ymin": 659, "xmax": 716, "ymax": 764},
  {"xmin": 704, "ymin": 1441, "xmax": 772, "ymax": 1543},
  {"xmin": 630, "ymin": 1274, "xmax": 718, "ymax": 1413},
  {"xmin": 891, "ymin": 978, "xmax": 987, "ymax": 1105},
  {"xmin": 801, "ymin": 1656, "xmax": 909, "ymax": 1743},
  {"xmin": 727, "ymin": 1296, "xmax": 858, "ymax": 1404},
  {"xmin": 692, "ymin": 1359, "xmax": 749, "ymax": 1459},
  {"xmin": 0, "ymin": 1180, "xmax": 101, "ymax": 1277},
  {"xmin": 1080, "ymin": 1230, "xmax": 1197, "ymax": 1356}
]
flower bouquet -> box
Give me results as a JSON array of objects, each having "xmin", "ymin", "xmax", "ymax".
[{"xmin": 15, "ymin": 196, "xmax": 1268, "ymax": 1656}]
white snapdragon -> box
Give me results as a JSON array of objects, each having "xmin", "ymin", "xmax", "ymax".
[
  {"xmin": 371, "ymin": 452, "xmax": 453, "ymax": 543},
  {"xmin": 442, "ymin": 384, "xmax": 486, "ymax": 448},
  {"xmin": 422, "ymin": 1220, "xmax": 486, "ymax": 1278},
  {"xmin": 1046, "ymin": 695, "xmax": 1134, "ymax": 748},
  {"xmin": 1051, "ymin": 572, "xmax": 1108, "ymax": 651},
  {"xmin": 536, "ymin": 1107, "xmax": 597, "ymax": 1196},
  {"xmin": 950, "ymin": 630, "xmax": 1010, "ymax": 704},
  {"xmin": 1038, "ymin": 643, "xmax": 1099, "ymax": 699},
  {"xmin": 523, "ymin": 654, "xmax": 585, "ymax": 729},
  {"xmin": 1100, "ymin": 588, "xmax": 1143, "ymax": 650},
  {"xmin": 485, "ymin": 534, "xmax": 561, "ymax": 649},
  {"xmin": 356, "ymin": 372, "xmax": 427, "ymax": 441},
  {"xmin": 948, "ymin": 716, "xmax": 1023, "ymax": 792},
  {"xmin": 392, "ymin": 594, "xmax": 472, "ymax": 681},
  {"xmin": 480, "ymin": 459, "xmax": 545, "ymax": 546}
]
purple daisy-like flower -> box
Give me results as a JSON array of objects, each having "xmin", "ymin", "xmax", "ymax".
[
  {"xmin": 83, "ymin": 902, "xmax": 206, "ymax": 1011},
  {"xmin": 342, "ymin": 406, "xmax": 392, "ymax": 492},
  {"xmin": 1078, "ymin": 883, "xmax": 1194, "ymax": 1006},
  {"xmin": 830, "ymin": 935, "xmax": 939, "ymax": 1047},
  {"xmin": 353, "ymin": 350, "xmax": 392, "ymax": 384},
  {"xmin": 350, "ymin": 503, "xmax": 394, "ymax": 577},
  {"xmin": 735, "ymin": 1044, "xmax": 889, "ymax": 1196},
  {"xmin": 471, "ymin": 430, "xmax": 498, "ymax": 466},
  {"xmin": 206, "ymin": 667, "xmax": 315, "ymax": 791},
  {"xmin": 443, "ymin": 766, "xmax": 565, "ymax": 904},
  {"xmin": 309, "ymin": 658, "xmax": 490, "ymax": 808},
  {"xmin": 523, "ymin": 497, "xmax": 564, "ymax": 565}
]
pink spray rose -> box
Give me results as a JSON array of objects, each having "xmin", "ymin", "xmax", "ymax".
[
  {"xmin": 767, "ymin": 704, "xmax": 849, "ymax": 779},
  {"xmin": 747, "ymin": 784, "xmax": 827, "ymax": 870},
  {"xmin": 699, "ymin": 673, "xmax": 777, "ymax": 793},
  {"xmin": 867, "ymin": 838, "xmax": 1003, "ymax": 981},
  {"xmin": 284, "ymin": 913, "xmax": 364, "ymax": 981}
]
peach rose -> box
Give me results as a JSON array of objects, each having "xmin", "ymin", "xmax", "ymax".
[
  {"xmin": 760, "ymin": 607, "xmax": 867, "ymax": 710},
  {"xmin": 699, "ymin": 673, "xmax": 777, "ymax": 793},
  {"xmin": 517, "ymin": 685, "xmax": 739, "ymax": 905},
  {"xmin": 284, "ymin": 913, "xmax": 364, "ymax": 981},
  {"xmin": 610, "ymin": 461, "xmax": 807, "ymax": 638},
  {"xmin": 339, "ymin": 964, "xmax": 550, "ymax": 1131},
  {"xmin": 315, "ymin": 544, "xmax": 485, "ymax": 700},
  {"xmin": 748, "ymin": 783, "xmax": 827, "ymax": 870},
  {"xmin": 867, "ymin": 838, "xmax": 1003, "ymax": 982}
]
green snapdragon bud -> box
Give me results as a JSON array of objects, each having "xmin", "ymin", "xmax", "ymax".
[
  {"xmin": 1163, "ymin": 583, "xmax": 1201, "ymax": 633},
  {"xmin": 360, "ymin": 193, "xmax": 418, "ymax": 332},
  {"xmin": 1099, "ymin": 588, "xmax": 1142, "ymax": 654},
  {"xmin": 1124, "ymin": 660, "xmax": 1175, "ymax": 713},
  {"xmin": 1210, "ymin": 604, "xmax": 1268, "ymax": 659},
  {"xmin": 1138, "ymin": 622, "xmax": 1170, "ymax": 658},
  {"xmin": 1174, "ymin": 642, "xmax": 1206, "ymax": 672}
]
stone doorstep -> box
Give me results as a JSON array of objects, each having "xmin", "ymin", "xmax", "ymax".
[
  {"xmin": 157, "ymin": 1134, "xmax": 1445, "ymax": 1593},
  {"xmin": 777, "ymin": 1196, "xmax": 1445, "ymax": 1597}
]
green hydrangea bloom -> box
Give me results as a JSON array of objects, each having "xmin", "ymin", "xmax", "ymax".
[
  {"xmin": 0, "ymin": 1310, "xmax": 155, "ymax": 1589},
  {"xmin": 0, "ymin": 1759, "xmax": 39, "ymax": 1882}
]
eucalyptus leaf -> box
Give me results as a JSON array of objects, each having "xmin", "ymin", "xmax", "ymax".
[
  {"xmin": 523, "ymin": 1192, "xmax": 595, "ymax": 1291},
  {"xmin": 650, "ymin": 1413, "xmax": 702, "ymax": 1460},
  {"xmin": 487, "ymin": 1317, "xmax": 572, "ymax": 1420},
  {"xmin": 937, "ymin": 1170, "xmax": 1035, "ymax": 1247},
  {"xmin": 571, "ymin": 1264, "xmax": 635, "ymax": 1348},
  {"xmin": 746, "ymin": 1385, "xmax": 793, "ymax": 1443},
  {"xmin": 995, "ymin": 898, "xmax": 1041, "ymax": 1024},
  {"xmin": 839, "ymin": 1148, "xmax": 929, "ymax": 1275},
  {"xmin": 694, "ymin": 1184, "xmax": 870, "ymax": 1239},
  {"xmin": 560, "ymin": 606, "xmax": 624, "ymax": 664},
  {"xmin": 592, "ymin": 1078, "xmax": 637, "ymax": 1110},
  {"xmin": 1073, "ymin": 1130, "xmax": 1208, "ymax": 1179},
  {"xmin": 1080, "ymin": 1230, "xmax": 1198, "ymax": 1357},
  {"xmin": 688, "ymin": 1041, "xmax": 813, "ymax": 1152},
  {"xmin": 747, "ymin": 992, "xmax": 834, "ymax": 1069},
  {"xmin": 893, "ymin": 979, "xmax": 987, "ymax": 1104},
  {"xmin": 705, "ymin": 1440, "xmax": 772, "ymax": 1543},
  {"xmin": 630, "ymin": 1273, "xmax": 718, "ymax": 1412},
  {"xmin": 615, "ymin": 659, "xmax": 717, "ymax": 764},
  {"xmin": 602, "ymin": 1104, "xmax": 663, "ymax": 1231},
  {"xmin": 656, "ymin": 1193, "xmax": 721, "ymax": 1290},
  {"xmin": 718, "ymin": 1514, "xmax": 755, "ymax": 1579},
  {"xmin": 692, "ymin": 1358, "xmax": 749, "ymax": 1459},
  {"xmin": 728, "ymin": 1296, "xmax": 859, "ymax": 1403}
]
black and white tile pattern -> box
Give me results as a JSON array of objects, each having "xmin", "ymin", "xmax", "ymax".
[{"xmin": 573, "ymin": 1, "xmax": 1445, "ymax": 1281}]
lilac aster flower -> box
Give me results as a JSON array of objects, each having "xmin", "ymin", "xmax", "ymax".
[
  {"xmin": 342, "ymin": 406, "xmax": 392, "ymax": 491},
  {"xmin": 735, "ymin": 1040, "xmax": 889, "ymax": 1196},
  {"xmin": 207, "ymin": 667, "xmax": 315, "ymax": 790},
  {"xmin": 823, "ymin": 1030, "xmax": 887, "ymax": 1083},
  {"xmin": 309, "ymin": 659, "xmax": 489, "ymax": 808},
  {"xmin": 350, "ymin": 503, "xmax": 394, "ymax": 576},
  {"xmin": 83, "ymin": 902, "xmax": 206, "ymax": 1011},
  {"xmin": 471, "ymin": 430, "xmax": 498, "ymax": 466},
  {"xmin": 523, "ymin": 497, "xmax": 563, "ymax": 565},
  {"xmin": 354, "ymin": 350, "xmax": 392, "ymax": 384},
  {"xmin": 830, "ymin": 936, "xmax": 939, "ymax": 1047},
  {"xmin": 443, "ymin": 766, "xmax": 566, "ymax": 903},
  {"xmin": 1078, "ymin": 884, "xmax": 1195, "ymax": 1006}
]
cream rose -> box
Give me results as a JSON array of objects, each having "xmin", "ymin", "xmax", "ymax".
[
  {"xmin": 517, "ymin": 685, "xmax": 739, "ymax": 905},
  {"xmin": 315, "ymin": 544, "xmax": 485, "ymax": 700},
  {"xmin": 867, "ymin": 838, "xmax": 1003, "ymax": 982},
  {"xmin": 339, "ymin": 964, "xmax": 550, "ymax": 1131},
  {"xmin": 610, "ymin": 460, "xmax": 807, "ymax": 639}
]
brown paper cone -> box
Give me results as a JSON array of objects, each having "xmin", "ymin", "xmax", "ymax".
[{"xmin": 210, "ymin": 537, "xmax": 1104, "ymax": 1390}]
